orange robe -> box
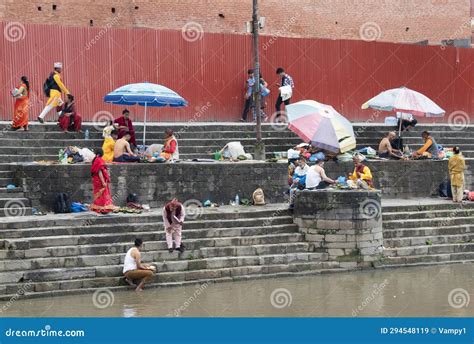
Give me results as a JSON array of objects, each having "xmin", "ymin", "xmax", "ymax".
[{"xmin": 12, "ymin": 83, "xmax": 29, "ymax": 129}]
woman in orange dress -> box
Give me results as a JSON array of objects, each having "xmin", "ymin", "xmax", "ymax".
[
  {"xmin": 90, "ymin": 148, "xmax": 116, "ymax": 214},
  {"xmin": 11, "ymin": 76, "xmax": 30, "ymax": 131}
]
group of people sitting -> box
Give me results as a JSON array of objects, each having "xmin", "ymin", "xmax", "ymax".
[
  {"xmin": 289, "ymin": 153, "xmax": 374, "ymax": 206},
  {"xmin": 100, "ymin": 109, "xmax": 179, "ymax": 163},
  {"xmin": 378, "ymin": 130, "xmax": 441, "ymax": 160}
]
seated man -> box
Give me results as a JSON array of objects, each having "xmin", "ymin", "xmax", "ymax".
[
  {"xmin": 348, "ymin": 155, "xmax": 373, "ymax": 189},
  {"xmin": 306, "ymin": 160, "xmax": 335, "ymax": 189},
  {"xmin": 412, "ymin": 131, "xmax": 439, "ymax": 159},
  {"xmin": 160, "ymin": 129, "xmax": 179, "ymax": 161},
  {"xmin": 378, "ymin": 131, "xmax": 402, "ymax": 159},
  {"xmin": 57, "ymin": 94, "xmax": 82, "ymax": 133},
  {"xmin": 123, "ymin": 238, "xmax": 156, "ymax": 292},
  {"xmin": 102, "ymin": 130, "xmax": 118, "ymax": 163},
  {"xmin": 113, "ymin": 131, "xmax": 140, "ymax": 162}
]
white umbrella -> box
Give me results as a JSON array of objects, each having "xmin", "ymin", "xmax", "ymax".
[{"xmin": 361, "ymin": 86, "xmax": 445, "ymax": 135}]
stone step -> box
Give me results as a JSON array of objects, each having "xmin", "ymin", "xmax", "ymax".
[
  {"xmin": 0, "ymin": 178, "xmax": 15, "ymax": 186},
  {"xmin": 0, "ymin": 198, "xmax": 30, "ymax": 208},
  {"xmin": 384, "ymin": 233, "xmax": 473, "ymax": 248},
  {"xmin": 0, "ymin": 211, "xmax": 292, "ymax": 230},
  {"xmin": 0, "ymin": 221, "xmax": 297, "ymax": 240},
  {"xmin": 0, "ymin": 243, "xmax": 320, "ymax": 274},
  {"xmin": 382, "ymin": 202, "xmax": 474, "ymax": 213},
  {"xmin": 0, "ymin": 143, "xmax": 297, "ymax": 155},
  {"xmin": 0, "ymin": 192, "xmax": 25, "ymax": 199},
  {"xmin": 383, "ymin": 242, "xmax": 474, "ymax": 257},
  {"xmin": 376, "ymin": 252, "xmax": 474, "ymax": 267},
  {"xmin": 0, "ymin": 263, "xmax": 348, "ymax": 301},
  {"xmin": 382, "ymin": 208, "xmax": 474, "ymax": 221},
  {"xmin": 383, "ymin": 216, "xmax": 474, "ymax": 229},
  {"xmin": 0, "ymin": 207, "xmax": 291, "ymax": 227},
  {"xmin": 1, "ymin": 240, "xmax": 310, "ymax": 262},
  {"xmin": 0, "ymin": 207, "xmax": 33, "ymax": 218},
  {"xmin": 382, "ymin": 224, "xmax": 474, "ymax": 239},
  {"xmin": 0, "ymin": 252, "xmax": 326, "ymax": 285},
  {"xmin": 0, "ymin": 132, "xmax": 298, "ymax": 144},
  {"xmin": 3, "ymin": 231, "xmax": 304, "ymax": 250}
]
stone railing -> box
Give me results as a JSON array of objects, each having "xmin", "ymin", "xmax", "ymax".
[{"xmin": 293, "ymin": 189, "xmax": 383, "ymax": 268}]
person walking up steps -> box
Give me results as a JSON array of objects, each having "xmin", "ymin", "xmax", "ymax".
[{"xmin": 38, "ymin": 62, "xmax": 70, "ymax": 123}]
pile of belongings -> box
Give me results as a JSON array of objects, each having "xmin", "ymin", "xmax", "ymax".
[
  {"xmin": 61, "ymin": 146, "xmax": 96, "ymax": 164},
  {"xmin": 142, "ymin": 144, "xmax": 167, "ymax": 163},
  {"xmin": 216, "ymin": 142, "xmax": 252, "ymax": 161},
  {"xmin": 356, "ymin": 147, "xmax": 376, "ymax": 159}
]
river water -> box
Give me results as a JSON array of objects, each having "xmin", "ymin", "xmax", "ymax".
[{"xmin": 1, "ymin": 264, "xmax": 472, "ymax": 317}]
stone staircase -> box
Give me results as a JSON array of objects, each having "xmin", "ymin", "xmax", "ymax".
[
  {"xmin": 378, "ymin": 202, "xmax": 474, "ymax": 268},
  {"xmin": 0, "ymin": 206, "xmax": 345, "ymax": 301},
  {"xmin": 0, "ymin": 164, "xmax": 32, "ymax": 217},
  {"xmin": 0, "ymin": 122, "xmax": 472, "ymax": 163},
  {"xmin": 0, "ymin": 123, "xmax": 301, "ymax": 162}
]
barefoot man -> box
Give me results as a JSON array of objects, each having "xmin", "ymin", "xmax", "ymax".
[
  {"xmin": 113, "ymin": 131, "xmax": 140, "ymax": 162},
  {"xmin": 123, "ymin": 238, "xmax": 156, "ymax": 292},
  {"xmin": 378, "ymin": 131, "xmax": 402, "ymax": 159}
]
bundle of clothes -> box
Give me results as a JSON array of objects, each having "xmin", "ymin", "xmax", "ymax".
[
  {"xmin": 59, "ymin": 146, "xmax": 96, "ymax": 164},
  {"xmin": 215, "ymin": 142, "xmax": 253, "ymax": 161}
]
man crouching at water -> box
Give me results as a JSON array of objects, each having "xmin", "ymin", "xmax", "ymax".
[{"xmin": 123, "ymin": 238, "xmax": 156, "ymax": 292}]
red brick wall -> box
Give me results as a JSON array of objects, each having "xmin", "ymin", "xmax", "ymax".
[{"xmin": 0, "ymin": 0, "xmax": 471, "ymax": 45}]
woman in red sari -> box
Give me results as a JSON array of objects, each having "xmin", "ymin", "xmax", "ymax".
[
  {"xmin": 90, "ymin": 148, "xmax": 116, "ymax": 214},
  {"xmin": 11, "ymin": 76, "xmax": 30, "ymax": 131}
]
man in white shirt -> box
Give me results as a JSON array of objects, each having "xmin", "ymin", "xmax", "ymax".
[{"xmin": 306, "ymin": 160, "xmax": 336, "ymax": 189}]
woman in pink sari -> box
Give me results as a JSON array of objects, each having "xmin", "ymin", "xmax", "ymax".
[{"xmin": 90, "ymin": 148, "xmax": 116, "ymax": 214}]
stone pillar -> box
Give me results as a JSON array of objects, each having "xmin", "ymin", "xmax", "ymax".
[{"xmin": 293, "ymin": 190, "xmax": 383, "ymax": 268}]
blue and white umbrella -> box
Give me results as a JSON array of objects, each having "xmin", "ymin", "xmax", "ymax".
[{"xmin": 104, "ymin": 82, "xmax": 187, "ymax": 145}]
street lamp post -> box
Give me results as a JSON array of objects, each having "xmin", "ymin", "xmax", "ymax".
[{"xmin": 252, "ymin": 0, "xmax": 265, "ymax": 160}]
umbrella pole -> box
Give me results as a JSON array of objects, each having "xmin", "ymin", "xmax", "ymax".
[{"xmin": 143, "ymin": 103, "xmax": 147, "ymax": 146}]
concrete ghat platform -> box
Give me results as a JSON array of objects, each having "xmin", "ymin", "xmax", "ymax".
[{"xmin": 11, "ymin": 158, "xmax": 474, "ymax": 212}]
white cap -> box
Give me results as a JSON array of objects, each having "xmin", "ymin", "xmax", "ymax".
[
  {"xmin": 296, "ymin": 143, "xmax": 309, "ymax": 148},
  {"xmin": 54, "ymin": 62, "xmax": 63, "ymax": 69}
]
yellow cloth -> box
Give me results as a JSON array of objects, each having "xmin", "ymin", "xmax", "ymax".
[
  {"xmin": 448, "ymin": 154, "xmax": 465, "ymax": 187},
  {"xmin": 46, "ymin": 89, "xmax": 63, "ymax": 107},
  {"xmin": 417, "ymin": 138, "xmax": 433, "ymax": 155},
  {"xmin": 349, "ymin": 165, "xmax": 373, "ymax": 183},
  {"xmin": 53, "ymin": 72, "xmax": 69, "ymax": 94},
  {"xmin": 102, "ymin": 137, "xmax": 115, "ymax": 163}
]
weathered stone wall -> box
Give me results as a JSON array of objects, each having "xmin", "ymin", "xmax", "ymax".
[
  {"xmin": 293, "ymin": 190, "xmax": 383, "ymax": 268},
  {"xmin": 15, "ymin": 162, "xmax": 288, "ymax": 211},
  {"xmin": 14, "ymin": 159, "xmax": 473, "ymax": 211}
]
